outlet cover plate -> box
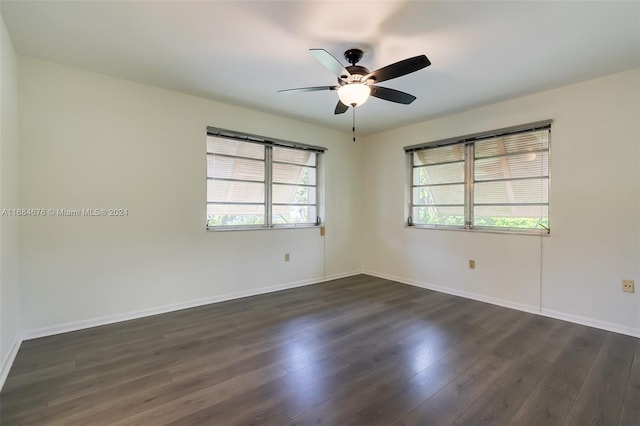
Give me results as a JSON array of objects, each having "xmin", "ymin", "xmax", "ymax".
[{"xmin": 622, "ymin": 279, "xmax": 634, "ymax": 293}]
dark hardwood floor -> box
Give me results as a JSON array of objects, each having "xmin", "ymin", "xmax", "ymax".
[{"xmin": 1, "ymin": 275, "xmax": 639, "ymax": 425}]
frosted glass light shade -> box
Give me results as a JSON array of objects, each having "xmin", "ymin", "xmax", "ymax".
[{"xmin": 337, "ymin": 84, "xmax": 371, "ymax": 107}]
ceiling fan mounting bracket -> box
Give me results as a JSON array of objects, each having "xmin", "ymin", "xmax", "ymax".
[{"xmin": 344, "ymin": 48, "xmax": 364, "ymax": 66}]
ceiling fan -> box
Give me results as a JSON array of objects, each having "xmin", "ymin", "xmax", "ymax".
[{"xmin": 279, "ymin": 48, "xmax": 431, "ymax": 114}]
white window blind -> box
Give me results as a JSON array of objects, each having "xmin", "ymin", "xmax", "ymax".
[
  {"xmin": 406, "ymin": 121, "xmax": 551, "ymax": 234},
  {"xmin": 206, "ymin": 128, "xmax": 325, "ymax": 230}
]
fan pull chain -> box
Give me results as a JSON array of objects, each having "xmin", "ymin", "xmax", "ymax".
[{"xmin": 352, "ymin": 107, "xmax": 356, "ymax": 142}]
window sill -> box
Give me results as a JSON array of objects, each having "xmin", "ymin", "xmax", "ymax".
[
  {"xmin": 405, "ymin": 224, "xmax": 550, "ymax": 236},
  {"xmin": 207, "ymin": 224, "xmax": 321, "ymax": 232}
]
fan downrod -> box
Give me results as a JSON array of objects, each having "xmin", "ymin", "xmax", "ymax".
[{"xmin": 344, "ymin": 49, "xmax": 364, "ymax": 66}]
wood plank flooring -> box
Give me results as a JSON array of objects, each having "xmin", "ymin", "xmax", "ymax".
[{"xmin": 1, "ymin": 275, "xmax": 638, "ymax": 425}]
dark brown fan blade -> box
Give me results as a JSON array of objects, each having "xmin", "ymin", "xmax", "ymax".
[
  {"xmin": 364, "ymin": 55, "xmax": 430, "ymax": 84},
  {"xmin": 370, "ymin": 86, "xmax": 417, "ymax": 104},
  {"xmin": 334, "ymin": 101, "xmax": 349, "ymax": 114},
  {"xmin": 278, "ymin": 86, "xmax": 338, "ymax": 93},
  {"xmin": 310, "ymin": 49, "xmax": 351, "ymax": 78}
]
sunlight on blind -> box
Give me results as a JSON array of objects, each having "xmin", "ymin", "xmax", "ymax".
[
  {"xmin": 473, "ymin": 129, "xmax": 549, "ymax": 229},
  {"xmin": 207, "ymin": 137, "xmax": 266, "ymax": 226},
  {"xmin": 412, "ymin": 146, "xmax": 466, "ymax": 226},
  {"xmin": 271, "ymin": 147, "xmax": 317, "ymax": 225}
]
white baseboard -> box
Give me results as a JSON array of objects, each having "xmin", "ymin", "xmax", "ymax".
[
  {"xmin": 364, "ymin": 270, "xmax": 640, "ymax": 338},
  {"xmin": 1, "ymin": 335, "xmax": 22, "ymax": 390},
  {"xmin": 539, "ymin": 308, "xmax": 640, "ymax": 338},
  {"xmin": 22, "ymin": 271, "xmax": 363, "ymax": 341}
]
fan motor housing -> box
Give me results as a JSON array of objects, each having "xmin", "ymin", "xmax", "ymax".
[{"xmin": 339, "ymin": 65, "xmax": 371, "ymax": 84}]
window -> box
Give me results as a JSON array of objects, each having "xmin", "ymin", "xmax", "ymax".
[
  {"xmin": 206, "ymin": 127, "xmax": 325, "ymax": 230},
  {"xmin": 406, "ymin": 121, "xmax": 551, "ymax": 234}
]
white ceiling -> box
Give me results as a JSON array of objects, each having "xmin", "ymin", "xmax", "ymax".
[{"xmin": 2, "ymin": 1, "xmax": 639, "ymax": 135}]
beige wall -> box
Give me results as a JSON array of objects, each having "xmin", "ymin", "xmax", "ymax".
[
  {"xmin": 17, "ymin": 57, "xmax": 362, "ymax": 335},
  {"xmin": 362, "ymin": 69, "xmax": 640, "ymax": 335},
  {"xmin": 0, "ymin": 14, "xmax": 21, "ymax": 384}
]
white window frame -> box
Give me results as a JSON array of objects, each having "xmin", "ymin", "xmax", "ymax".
[
  {"xmin": 206, "ymin": 127, "xmax": 326, "ymax": 231},
  {"xmin": 405, "ymin": 120, "xmax": 551, "ymax": 235}
]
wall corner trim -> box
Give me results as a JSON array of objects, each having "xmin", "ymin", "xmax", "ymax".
[{"xmin": 1, "ymin": 336, "xmax": 22, "ymax": 391}]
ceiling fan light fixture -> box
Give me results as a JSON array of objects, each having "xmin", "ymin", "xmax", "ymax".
[{"xmin": 337, "ymin": 84, "xmax": 370, "ymax": 107}]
